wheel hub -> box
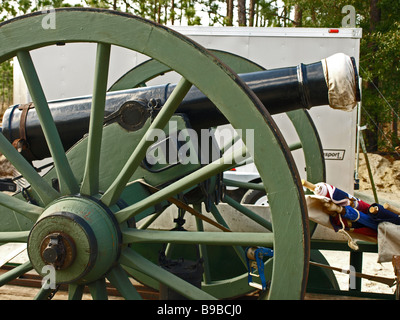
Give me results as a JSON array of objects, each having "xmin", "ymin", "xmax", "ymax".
[
  {"xmin": 40, "ymin": 232, "xmax": 76, "ymax": 270},
  {"xmin": 27, "ymin": 196, "xmax": 121, "ymax": 285}
]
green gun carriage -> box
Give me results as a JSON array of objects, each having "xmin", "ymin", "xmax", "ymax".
[{"xmin": 0, "ymin": 8, "xmax": 388, "ymax": 300}]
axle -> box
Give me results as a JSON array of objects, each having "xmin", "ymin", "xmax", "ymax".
[{"xmin": 1, "ymin": 53, "xmax": 359, "ymax": 161}]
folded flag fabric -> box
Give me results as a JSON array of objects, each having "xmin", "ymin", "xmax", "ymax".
[
  {"xmin": 304, "ymin": 180, "xmax": 400, "ymax": 247},
  {"xmin": 369, "ymin": 203, "xmax": 400, "ymax": 226},
  {"xmin": 342, "ymin": 205, "xmax": 378, "ymax": 230},
  {"xmin": 313, "ymin": 182, "xmax": 370, "ymax": 213},
  {"xmin": 328, "ymin": 207, "xmax": 378, "ymax": 250},
  {"xmin": 329, "ymin": 214, "xmax": 378, "ymax": 238}
]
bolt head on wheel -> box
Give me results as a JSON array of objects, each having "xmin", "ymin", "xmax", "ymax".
[
  {"xmin": 27, "ymin": 196, "xmax": 121, "ymax": 285},
  {"xmin": 40, "ymin": 232, "xmax": 76, "ymax": 270}
]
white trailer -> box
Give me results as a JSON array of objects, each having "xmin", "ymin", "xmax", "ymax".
[{"xmin": 13, "ymin": 26, "xmax": 362, "ymax": 193}]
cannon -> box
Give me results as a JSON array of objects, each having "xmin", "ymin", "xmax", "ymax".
[
  {"xmin": 0, "ymin": 8, "xmax": 361, "ymax": 300},
  {"xmin": 2, "ymin": 55, "xmax": 358, "ymax": 161}
]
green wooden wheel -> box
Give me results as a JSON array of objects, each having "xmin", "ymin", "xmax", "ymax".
[
  {"xmin": 109, "ymin": 50, "xmax": 325, "ymax": 237},
  {"xmin": 0, "ymin": 8, "xmax": 309, "ymax": 299}
]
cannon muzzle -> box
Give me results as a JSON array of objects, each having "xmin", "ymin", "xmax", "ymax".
[{"xmin": 1, "ymin": 53, "xmax": 359, "ymax": 161}]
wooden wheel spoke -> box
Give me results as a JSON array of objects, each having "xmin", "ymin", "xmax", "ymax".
[
  {"xmin": 194, "ymin": 210, "xmax": 211, "ymax": 283},
  {"xmin": 68, "ymin": 284, "xmax": 85, "ymax": 300},
  {"xmin": 223, "ymin": 178, "xmax": 265, "ymax": 191},
  {"xmin": 0, "ymin": 9, "xmax": 314, "ymax": 300},
  {"xmin": 80, "ymin": 43, "xmax": 111, "ymax": 196},
  {"xmin": 0, "ymin": 133, "xmax": 58, "ymax": 205},
  {"xmin": 16, "ymin": 50, "xmax": 78, "ymax": 196},
  {"xmin": 209, "ymin": 203, "xmax": 247, "ymax": 266},
  {"xmin": 122, "ymin": 229, "xmax": 274, "ymax": 247},
  {"xmin": 119, "ymin": 248, "xmax": 216, "ymax": 300},
  {"xmin": 0, "ymin": 231, "xmax": 29, "ymax": 243},
  {"xmin": 33, "ymin": 287, "xmax": 53, "ymax": 300},
  {"xmin": 223, "ymin": 195, "xmax": 273, "ymax": 232},
  {"xmin": 114, "ymin": 146, "xmax": 248, "ymax": 224},
  {"xmin": 0, "ymin": 261, "xmax": 32, "ymax": 287},
  {"xmin": 106, "ymin": 264, "xmax": 142, "ymax": 300},
  {"xmin": 101, "ymin": 77, "xmax": 193, "ymax": 207},
  {"xmin": 88, "ymin": 278, "xmax": 108, "ymax": 300},
  {"xmin": 0, "ymin": 192, "xmax": 43, "ymax": 222}
]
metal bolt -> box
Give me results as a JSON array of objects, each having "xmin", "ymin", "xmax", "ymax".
[
  {"xmin": 40, "ymin": 232, "xmax": 76, "ymax": 270},
  {"xmin": 42, "ymin": 236, "xmax": 64, "ymax": 264}
]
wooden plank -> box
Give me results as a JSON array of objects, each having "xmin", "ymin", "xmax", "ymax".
[{"xmin": 0, "ymin": 244, "xmax": 26, "ymax": 268}]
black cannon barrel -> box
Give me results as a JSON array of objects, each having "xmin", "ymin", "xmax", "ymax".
[{"xmin": 1, "ymin": 53, "xmax": 359, "ymax": 161}]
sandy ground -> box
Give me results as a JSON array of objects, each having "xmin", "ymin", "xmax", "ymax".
[{"xmin": 320, "ymin": 250, "xmax": 395, "ymax": 295}]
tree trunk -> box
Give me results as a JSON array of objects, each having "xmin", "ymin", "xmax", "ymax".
[
  {"xmin": 294, "ymin": 4, "xmax": 302, "ymax": 27},
  {"xmin": 170, "ymin": 0, "xmax": 175, "ymax": 25},
  {"xmin": 157, "ymin": 0, "xmax": 161, "ymax": 23},
  {"xmin": 238, "ymin": 0, "xmax": 246, "ymax": 26},
  {"xmin": 365, "ymin": 0, "xmax": 381, "ymax": 151},
  {"xmin": 370, "ymin": 0, "xmax": 381, "ymax": 31},
  {"xmin": 249, "ymin": 0, "xmax": 256, "ymax": 26},
  {"xmin": 226, "ymin": 0, "xmax": 233, "ymax": 26}
]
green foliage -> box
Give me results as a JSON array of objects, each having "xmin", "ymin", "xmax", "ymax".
[
  {"xmin": 0, "ymin": 61, "xmax": 13, "ymax": 118},
  {"xmin": 280, "ymin": 0, "xmax": 400, "ymax": 152}
]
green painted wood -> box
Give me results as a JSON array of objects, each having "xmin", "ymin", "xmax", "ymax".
[
  {"xmin": 106, "ymin": 264, "xmax": 142, "ymax": 300},
  {"xmin": 223, "ymin": 178, "xmax": 265, "ymax": 191},
  {"xmin": 101, "ymin": 77, "xmax": 192, "ymax": 206},
  {"xmin": 307, "ymin": 250, "xmax": 340, "ymax": 291},
  {"xmin": 0, "ymin": 133, "xmax": 58, "ymax": 205},
  {"xmin": 120, "ymin": 248, "xmax": 216, "ymax": 300},
  {"xmin": 33, "ymin": 287, "xmax": 53, "ymax": 300},
  {"xmin": 81, "ymin": 43, "xmax": 111, "ymax": 196},
  {"xmin": 0, "ymin": 191, "xmax": 42, "ymax": 222},
  {"xmin": 109, "ymin": 59, "xmax": 171, "ymax": 91},
  {"xmin": 108, "ymin": 50, "xmax": 324, "ymax": 272},
  {"xmin": 224, "ymin": 195, "xmax": 273, "ymax": 231},
  {"xmin": 44, "ymin": 116, "xmax": 199, "ymax": 196},
  {"xmin": 209, "ymin": 203, "xmax": 247, "ymax": 266},
  {"xmin": 289, "ymin": 141, "xmax": 303, "ymax": 151},
  {"xmin": 0, "ymin": 200, "xmax": 35, "ymax": 233},
  {"xmin": 194, "ymin": 211, "xmax": 212, "ymax": 284},
  {"xmin": 27, "ymin": 196, "xmax": 120, "ymax": 284},
  {"xmin": 114, "ymin": 146, "xmax": 248, "ymax": 224},
  {"xmin": 110, "ymin": 50, "xmax": 325, "ymax": 188},
  {"xmin": 0, "ymin": 231, "xmax": 29, "ymax": 242},
  {"xmin": 286, "ymin": 110, "xmax": 326, "ymax": 184},
  {"xmin": 68, "ymin": 284, "xmax": 85, "ymax": 300},
  {"xmin": 88, "ymin": 278, "xmax": 108, "ymax": 300},
  {"xmin": 0, "ymin": 261, "xmax": 32, "ymax": 286},
  {"xmin": 0, "ymin": 9, "xmax": 312, "ymax": 299},
  {"xmin": 16, "ymin": 51, "xmax": 79, "ymax": 196},
  {"xmin": 122, "ymin": 229, "xmax": 274, "ymax": 246},
  {"xmin": 108, "ymin": 49, "xmax": 264, "ymax": 91}
]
